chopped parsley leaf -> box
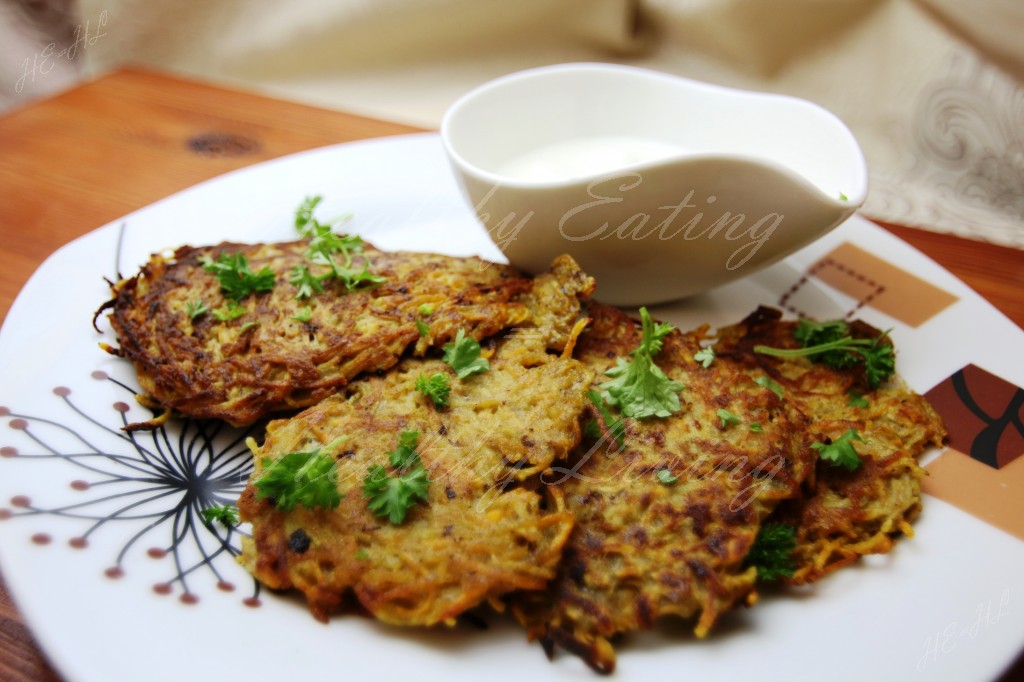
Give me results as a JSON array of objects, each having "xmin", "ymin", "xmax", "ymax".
[
  {"xmin": 587, "ymin": 390, "xmax": 626, "ymax": 448},
  {"xmin": 200, "ymin": 252, "xmax": 275, "ymax": 301},
  {"xmin": 717, "ymin": 408, "xmax": 741, "ymax": 429},
  {"xmin": 755, "ymin": 318, "xmax": 895, "ymax": 389},
  {"xmin": 693, "ymin": 347, "xmax": 715, "ymax": 368},
  {"xmin": 755, "ymin": 375, "xmax": 785, "ymax": 399},
  {"xmin": 362, "ymin": 431, "xmax": 430, "ymax": 525},
  {"xmin": 601, "ymin": 307, "xmax": 685, "ymax": 419},
  {"xmin": 254, "ymin": 435, "xmax": 347, "ymax": 511},
  {"xmin": 745, "ymin": 522, "xmax": 797, "ymax": 581},
  {"xmin": 185, "ymin": 299, "xmax": 209, "ymax": 319},
  {"xmin": 212, "ymin": 301, "xmax": 246, "ymax": 322},
  {"xmin": 811, "ymin": 428, "xmax": 864, "ymax": 471},
  {"xmin": 656, "ymin": 469, "xmax": 678, "ymax": 485},
  {"xmin": 442, "ymin": 330, "xmax": 489, "ymax": 379},
  {"xmin": 200, "ymin": 504, "xmax": 238, "ymax": 528},
  {"xmin": 416, "ymin": 372, "xmax": 451, "ymax": 409}
]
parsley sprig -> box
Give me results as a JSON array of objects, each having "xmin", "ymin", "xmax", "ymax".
[
  {"xmin": 200, "ymin": 504, "xmax": 238, "ymax": 528},
  {"xmin": 442, "ymin": 330, "xmax": 489, "ymax": 379},
  {"xmin": 586, "ymin": 390, "xmax": 626, "ymax": 448},
  {"xmin": 200, "ymin": 252, "xmax": 275, "ymax": 301},
  {"xmin": 754, "ymin": 318, "xmax": 895, "ymax": 389},
  {"xmin": 292, "ymin": 195, "xmax": 386, "ymax": 295},
  {"xmin": 362, "ymin": 430, "xmax": 431, "ymax": 524},
  {"xmin": 745, "ymin": 522, "xmax": 797, "ymax": 581},
  {"xmin": 600, "ymin": 307, "xmax": 685, "ymax": 419},
  {"xmin": 254, "ymin": 436, "xmax": 347, "ymax": 511},
  {"xmin": 416, "ymin": 372, "xmax": 451, "ymax": 409},
  {"xmin": 812, "ymin": 428, "xmax": 864, "ymax": 471}
]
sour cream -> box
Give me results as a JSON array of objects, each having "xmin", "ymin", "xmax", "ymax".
[{"xmin": 495, "ymin": 136, "xmax": 683, "ymax": 182}]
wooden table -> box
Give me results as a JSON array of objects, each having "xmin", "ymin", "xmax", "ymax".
[{"xmin": 0, "ymin": 67, "xmax": 1021, "ymax": 682}]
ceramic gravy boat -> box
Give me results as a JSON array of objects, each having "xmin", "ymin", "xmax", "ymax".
[{"xmin": 441, "ymin": 63, "xmax": 868, "ymax": 305}]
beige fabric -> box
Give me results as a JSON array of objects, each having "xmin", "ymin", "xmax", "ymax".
[{"xmin": 6, "ymin": 0, "xmax": 1023, "ymax": 247}]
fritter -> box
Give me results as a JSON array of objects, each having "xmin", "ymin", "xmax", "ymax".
[
  {"xmin": 101, "ymin": 240, "xmax": 538, "ymax": 426},
  {"xmin": 238, "ymin": 257, "xmax": 596, "ymax": 626},
  {"xmin": 713, "ymin": 307, "xmax": 946, "ymax": 584},
  {"xmin": 510, "ymin": 303, "xmax": 817, "ymax": 673}
]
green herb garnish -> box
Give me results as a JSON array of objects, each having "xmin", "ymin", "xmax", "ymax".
[
  {"xmin": 289, "ymin": 264, "xmax": 326, "ymax": 299},
  {"xmin": 292, "ymin": 306, "xmax": 313, "ymax": 323},
  {"xmin": 587, "ymin": 390, "xmax": 626, "ymax": 448},
  {"xmin": 755, "ymin": 319, "xmax": 895, "ymax": 389},
  {"xmin": 254, "ymin": 436, "xmax": 347, "ymax": 511},
  {"xmin": 415, "ymin": 319, "xmax": 430, "ymax": 337},
  {"xmin": 656, "ymin": 469, "xmax": 678, "ymax": 485},
  {"xmin": 200, "ymin": 252, "xmax": 275, "ymax": 301},
  {"xmin": 442, "ymin": 330, "xmax": 489, "ymax": 379},
  {"xmin": 755, "ymin": 375, "xmax": 785, "ymax": 399},
  {"xmin": 200, "ymin": 504, "xmax": 239, "ymax": 528},
  {"xmin": 185, "ymin": 299, "xmax": 209, "ymax": 319},
  {"xmin": 600, "ymin": 307, "xmax": 685, "ymax": 419},
  {"xmin": 717, "ymin": 408, "xmax": 741, "ymax": 429},
  {"xmin": 848, "ymin": 392, "xmax": 869, "ymax": 408},
  {"xmin": 694, "ymin": 347, "xmax": 715, "ymax": 368},
  {"xmin": 212, "ymin": 301, "xmax": 246, "ymax": 322},
  {"xmin": 362, "ymin": 431, "xmax": 431, "ymax": 524},
  {"xmin": 294, "ymin": 195, "xmax": 386, "ymax": 292},
  {"xmin": 416, "ymin": 372, "xmax": 451, "ymax": 409},
  {"xmin": 811, "ymin": 428, "xmax": 864, "ymax": 471},
  {"xmin": 749, "ymin": 422, "xmax": 763, "ymax": 433},
  {"xmin": 745, "ymin": 522, "xmax": 797, "ymax": 581}
]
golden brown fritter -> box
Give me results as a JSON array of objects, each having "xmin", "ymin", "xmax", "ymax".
[
  {"xmin": 510, "ymin": 303, "xmax": 817, "ymax": 673},
  {"xmin": 102, "ymin": 241, "xmax": 536, "ymax": 426},
  {"xmin": 238, "ymin": 258, "xmax": 596, "ymax": 626},
  {"xmin": 713, "ymin": 307, "xmax": 946, "ymax": 584}
]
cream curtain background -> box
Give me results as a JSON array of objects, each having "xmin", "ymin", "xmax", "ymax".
[{"xmin": 4, "ymin": 0, "xmax": 1023, "ymax": 247}]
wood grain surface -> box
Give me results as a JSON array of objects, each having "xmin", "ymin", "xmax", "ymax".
[{"xmin": 0, "ymin": 67, "xmax": 1021, "ymax": 682}]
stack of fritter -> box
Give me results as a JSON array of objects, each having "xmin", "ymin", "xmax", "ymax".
[
  {"xmin": 238, "ymin": 255, "xmax": 596, "ymax": 626},
  {"xmin": 102, "ymin": 243, "xmax": 947, "ymax": 674}
]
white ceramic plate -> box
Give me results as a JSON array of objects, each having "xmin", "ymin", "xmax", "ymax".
[{"xmin": 1, "ymin": 134, "xmax": 1021, "ymax": 682}]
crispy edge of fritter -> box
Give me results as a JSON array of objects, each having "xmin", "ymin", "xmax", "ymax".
[
  {"xmin": 712, "ymin": 306, "xmax": 947, "ymax": 584},
  {"xmin": 510, "ymin": 303, "xmax": 817, "ymax": 673},
  {"xmin": 100, "ymin": 241, "xmax": 537, "ymax": 427}
]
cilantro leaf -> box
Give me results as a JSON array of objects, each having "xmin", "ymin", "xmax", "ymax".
[
  {"xmin": 362, "ymin": 431, "xmax": 430, "ymax": 524},
  {"xmin": 442, "ymin": 330, "xmax": 489, "ymax": 379},
  {"xmin": 600, "ymin": 307, "xmax": 685, "ymax": 419},
  {"xmin": 292, "ymin": 306, "xmax": 312, "ymax": 323},
  {"xmin": 200, "ymin": 504, "xmax": 238, "ymax": 528},
  {"xmin": 416, "ymin": 372, "xmax": 451, "ymax": 409},
  {"xmin": 811, "ymin": 428, "xmax": 864, "ymax": 471},
  {"xmin": 201, "ymin": 252, "xmax": 275, "ymax": 301},
  {"xmin": 694, "ymin": 347, "xmax": 715, "ymax": 368},
  {"xmin": 745, "ymin": 522, "xmax": 797, "ymax": 581},
  {"xmin": 254, "ymin": 436, "xmax": 346, "ymax": 511},
  {"xmin": 656, "ymin": 469, "xmax": 677, "ymax": 485},
  {"xmin": 587, "ymin": 390, "xmax": 626, "ymax": 448},
  {"xmin": 749, "ymin": 423, "xmax": 763, "ymax": 433},
  {"xmin": 755, "ymin": 318, "xmax": 895, "ymax": 389},
  {"xmin": 415, "ymin": 319, "xmax": 430, "ymax": 337}
]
